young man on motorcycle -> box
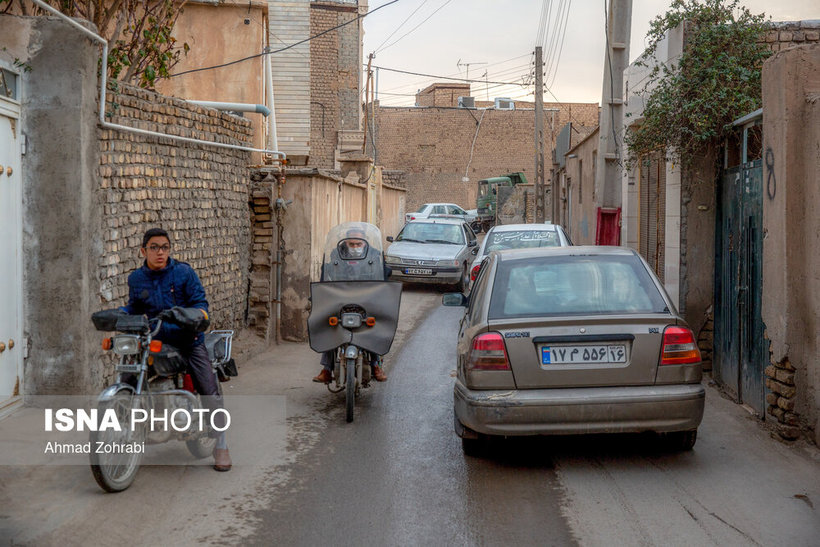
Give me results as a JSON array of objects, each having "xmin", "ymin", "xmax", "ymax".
[
  {"xmin": 312, "ymin": 226, "xmax": 389, "ymax": 384},
  {"xmin": 121, "ymin": 228, "xmax": 232, "ymax": 472}
]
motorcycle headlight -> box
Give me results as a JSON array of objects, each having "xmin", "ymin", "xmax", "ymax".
[
  {"xmin": 112, "ymin": 335, "xmax": 140, "ymax": 355},
  {"xmin": 385, "ymin": 255, "xmax": 400, "ymax": 265},
  {"xmin": 341, "ymin": 313, "xmax": 363, "ymax": 329}
]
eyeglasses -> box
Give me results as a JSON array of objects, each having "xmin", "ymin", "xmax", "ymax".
[{"xmin": 146, "ymin": 244, "xmax": 171, "ymax": 253}]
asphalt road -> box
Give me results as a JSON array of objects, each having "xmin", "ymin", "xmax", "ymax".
[
  {"xmin": 1, "ymin": 287, "xmax": 818, "ymax": 546},
  {"xmin": 246, "ymin": 289, "xmax": 575, "ymax": 546}
]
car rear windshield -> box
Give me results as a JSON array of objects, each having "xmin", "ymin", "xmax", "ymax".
[
  {"xmin": 488, "ymin": 255, "xmax": 669, "ymax": 318},
  {"xmin": 483, "ymin": 230, "xmax": 559, "ymax": 255}
]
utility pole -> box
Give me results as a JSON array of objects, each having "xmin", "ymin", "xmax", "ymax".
[
  {"xmin": 534, "ymin": 46, "xmax": 546, "ymax": 222},
  {"xmin": 594, "ymin": 0, "xmax": 632, "ymax": 240},
  {"xmin": 362, "ymin": 52, "xmax": 373, "ymax": 154}
]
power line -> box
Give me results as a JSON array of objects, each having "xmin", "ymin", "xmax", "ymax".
[
  {"xmin": 375, "ymin": 53, "xmax": 532, "ymax": 94},
  {"xmin": 373, "ymin": 0, "xmax": 431, "ymax": 53},
  {"xmin": 377, "ymin": 0, "xmax": 456, "ymax": 53},
  {"xmin": 371, "ymin": 65, "xmax": 531, "ymax": 87},
  {"xmin": 169, "ymin": 0, "xmax": 402, "ymax": 78}
]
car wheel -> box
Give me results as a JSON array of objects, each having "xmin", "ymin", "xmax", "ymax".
[
  {"xmin": 455, "ymin": 264, "xmax": 468, "ymax": 293},
  {"xmin": 665, "ymin": 429, "xmax": 697, "ymax": 451}
]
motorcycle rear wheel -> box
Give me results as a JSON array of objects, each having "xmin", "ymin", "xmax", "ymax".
[
  {"xmin": 90, "ymin": 391, "xmax": 145, "ymax": 493},
  {"xmin": 345, "ymin": 357, "xmax": 356, "ymax": 423},
  {"xmin": 186, "ymin": 436, "xmax": 217, "ymax": 459}
]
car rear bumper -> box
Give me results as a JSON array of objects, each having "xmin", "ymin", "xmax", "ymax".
[{"xmin": 454, "ymin": 381, "xmax": 705, "ymax": 437}]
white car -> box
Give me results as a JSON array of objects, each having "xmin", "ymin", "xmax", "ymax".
[
  {"xmin": 405, "ymin": 203, "xmax": 478, "ymax": 227},
  {"xmin": 469, "ymin": 223, "xmax": 572, "ymax": 285}
]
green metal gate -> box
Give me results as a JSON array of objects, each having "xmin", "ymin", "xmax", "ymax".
[{"xmin": 714, "ymin": 111, "xmax": 766, "ymax": 415}]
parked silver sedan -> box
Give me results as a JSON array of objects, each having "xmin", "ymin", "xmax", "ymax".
[
  {"xmin": 469, "ymin": 223, "xmax": 572, "ymax": 284},
  {"xmin": 443, "ymin": 246, "xmax": 705, "ymax": 455},
  {"xmin": 386, "ymin": 219, "xmax": 478, "ymax": 291}
]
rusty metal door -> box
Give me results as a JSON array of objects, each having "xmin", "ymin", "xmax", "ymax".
[{"xmin": 715, "ymin": 159, "xmax": 765, "ymax": 415}]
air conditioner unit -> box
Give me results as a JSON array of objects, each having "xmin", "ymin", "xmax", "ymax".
[
  {"xmin": 494, "ymin": 98, "xmax": 515, "ymax": 111},
  {"xmin": 458, "ymin": 96, "xmax": 475, "ymax": 109}
]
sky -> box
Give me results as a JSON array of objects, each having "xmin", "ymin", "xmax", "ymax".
[{"xmin": 361, "ymin": 0, "xmax": 819, "ymax": 107}]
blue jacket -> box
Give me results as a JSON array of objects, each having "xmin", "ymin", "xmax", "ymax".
[{"xmin": 121, "ymin": 258, "xmax": 209, "ymax": 349}]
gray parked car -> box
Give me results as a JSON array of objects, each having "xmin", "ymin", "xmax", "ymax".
[
  {"xmin": 386, "ymin": 219, "xmax": 478, "ymax": 291},
  {"xmin": 443, "ymin": 246, "xmax": 705, "ymax": 455},
  {"xmin": 406, "ymin": 203, "xmax": 479, "ymax": 231}
]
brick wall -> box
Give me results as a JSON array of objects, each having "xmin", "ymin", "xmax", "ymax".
[
  {"xmin": 371, "ymin": 102, "xmax": 599, "ymax": 213},
  {"xmin": 761, "ymin": 21, "xmax": 820, "ymax": 52},
  {"xmin": 310, "ymin": 1, "xmax": 362, "ymax": 169},
  {"xmin": 99, "ymin": 83, "xmax": 253, "ymax": 331}
]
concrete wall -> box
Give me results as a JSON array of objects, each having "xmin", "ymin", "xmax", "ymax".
[
  {"xmin": 5, "ymin": 15, "xmax": 102, "ymax": 395},
  {"xmin": 154, "ymin": 1, "xmax": 268, "ymax": 161},
  {"xmin": 274, "ymin": 167, "xmax": 405, "ymax": 341},
  {"xmin": 372, "ymin": 100, "xmax": 599, "ymax": 215},
  {"xmin": 562, "ymin": 128, "xmax": 599, "ymax": 245},
  {"xmin": 761, "ymin": 43, "xmax": 820, "ymax": 444}
]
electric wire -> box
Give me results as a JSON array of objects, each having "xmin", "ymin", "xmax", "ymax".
[
  {"xmin": 377, "ymin": 0, "xmax": 456, "ymax": 53},
  {"xmin": 373, "ymin": 0, "xmax": 431, "ymax": 53}
]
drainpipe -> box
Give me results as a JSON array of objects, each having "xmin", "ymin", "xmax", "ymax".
[
  {"xmin": 31, "ymin": 0, "xmax": 286, "ymax": 161},
  {"xmin": 265, "ymin": 47, "xmax": 279, "ymax": 152},
  {"xmin": 188, "ymin": 101, "xmax": 271, "ymax": 116}
]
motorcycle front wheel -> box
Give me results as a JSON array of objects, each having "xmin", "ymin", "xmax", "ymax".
[
  {"xmin": 345, "ymin": 357, "xmax": 356, "ymax": 423},
  {"xmin": 90, "ymin": 390, "xmax": 145, "ymax": 493}
]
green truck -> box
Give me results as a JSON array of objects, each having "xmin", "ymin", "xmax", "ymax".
[{"xmin": 475, "ymin": 172, "xmax": 528, "ymax": 232}]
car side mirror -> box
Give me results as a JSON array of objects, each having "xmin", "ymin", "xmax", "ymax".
[
  {"xmin": 442, "ymin": 293, "xmax": 468, "ymax": 307},
  {"xmin": 386, "ymin": 236, "xmax": 394, "ymax": 242}
]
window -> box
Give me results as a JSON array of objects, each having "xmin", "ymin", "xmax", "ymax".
[
  {"xmin": 578, "ymin": 159, "xmax": 583, "ymax": 204},
  {"xmin": 483, "ymin": 230, "xmax": 559, "ymax": 255},
  {"xmin": 488, "ymin": 255, "xmax": 668, "ymax": 319}
]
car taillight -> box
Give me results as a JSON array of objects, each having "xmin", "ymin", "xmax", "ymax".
[
  {"xmin": 408, "ymin": 215, "xmax": 416, "ymax": 221},
  {"xmin": 470, "ymin": 264, "xmax": 482, "ymax": 281},
  {"xmin": 467, "ymin": 332, "xmax": 510, "ymax": 370},
  {"xmin": 660, "ymin": 326, "xmax": 701, "ymax": 365}
]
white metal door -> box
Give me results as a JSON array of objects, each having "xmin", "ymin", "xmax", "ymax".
[{"xmin": 0, "ymin": 100, "xmax": 23, "ymax": 406}]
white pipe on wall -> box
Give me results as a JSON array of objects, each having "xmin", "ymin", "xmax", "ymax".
[{"xmin": 31, "ymin": 0, "xmax": 286, "ymax": 160}]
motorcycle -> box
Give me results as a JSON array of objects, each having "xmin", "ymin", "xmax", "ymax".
[
  {"xmin": 307, "ymin": 222, "xmax": 402, "ymax": 423},
  {"xmin": 89, "ymin": 307, "xmax": 237, "ymax": 492}
]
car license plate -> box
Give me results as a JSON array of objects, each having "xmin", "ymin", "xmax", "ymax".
[
  {"xmin": 404, "ymin": 268, "xmax": 433, "ymax": 275},
  {"xmin": 541, "ymin": 345, "xmax": 626, "ymax": 365}
]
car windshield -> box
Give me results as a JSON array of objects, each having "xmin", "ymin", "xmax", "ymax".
[
  {"xmin": 397, "ymin": 223, "xmax": 464, "ymax": 245},
  {"xmin": 483, "ymin": 230, "xmax": 559, "ymax": 255},
  {"xmin": 489, "ymin": 255, "xmax": 669, "ymax": 318}
]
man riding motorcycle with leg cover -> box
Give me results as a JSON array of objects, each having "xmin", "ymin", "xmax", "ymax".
[{"xmin": 312, "ymin": 224, "xmax": 391, "ymax": 384}]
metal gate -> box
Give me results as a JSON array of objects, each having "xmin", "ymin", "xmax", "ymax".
[
  {"xmin": 714, "ymin": 112, "xmax": 766, "ymax": 415},
  {"xmin": 0, "ymin": 77, "xmax": 23, "ymax": 412}
]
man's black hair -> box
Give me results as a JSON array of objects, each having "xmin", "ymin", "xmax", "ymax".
[{"xmin": 142, "ymin": 228, "xmax": 170, "ymax": 248}]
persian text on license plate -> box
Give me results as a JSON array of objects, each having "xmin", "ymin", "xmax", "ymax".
[
  {"xmin": 405, "ymin": 268, "xmax": 433, "ymax": 275},
  {"xmin": 541, "ymin": 345, "xmax": 626, "ymax": 365}
]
